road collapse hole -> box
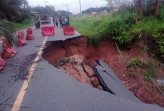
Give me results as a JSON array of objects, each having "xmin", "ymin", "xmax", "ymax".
[
  {"xmin": 42, "ymin": 37, "xmax": 103, "ymax": 90},
  {"xmin": 42, "ymin": 36, "xmax": 164, "ymax": 107}
]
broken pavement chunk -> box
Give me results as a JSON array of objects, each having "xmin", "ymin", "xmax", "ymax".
[{"xmin": 94, "ymin": 59, "xmax": 140, "ymax": 102}]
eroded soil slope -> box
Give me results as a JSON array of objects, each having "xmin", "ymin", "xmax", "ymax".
[{"xmin": 43, "ymin": 37, "xmax": 164, "ymax": 107}]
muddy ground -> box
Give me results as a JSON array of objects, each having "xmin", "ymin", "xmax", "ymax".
[{"xmin": 43, "ymin": 37, "xmax": 164, "ymax": 107}]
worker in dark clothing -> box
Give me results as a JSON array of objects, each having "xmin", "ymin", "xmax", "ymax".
[
  {"xmin": 35, "ymin": 18, "xmax": 40, "ymax": 29},
  {"xmin": 53, "ymin": 16, "xmax": 55, "ymax": 27},
  {"xmin": 38, "ymin": 19, "xmax": 40, "ymax": 28},
  {"xmin": 67, "ymin": 16, "xmax": 70, "ymax": 26},
  {"xmin": 56, "ymin": 19, "xmax": 58, "ymax": 28},
  {"xmin": 35, "ymin": 18, "xmax": 38, "ymax": 29},
  {"xmin": 59, "ymin": 16, "xmax": 62, "ymax": 26}
]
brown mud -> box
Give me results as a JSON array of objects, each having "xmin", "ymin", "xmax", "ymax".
[{"xmin": 43, "ymin": 37, "xmax": 164, "ymax": 107}]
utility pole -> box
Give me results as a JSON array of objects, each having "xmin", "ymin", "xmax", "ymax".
[
  {"xmin": 79, "ymin": 0, "xmax": 82, "ymax": 15},
  {"xmin": 67, "ymin": 4, "xmax": 69, "ymax": 11},
  {"xmin": 96, "ymin": 5, "xmax": 98, "ymax": 13},
  {"xmin": 45, "ymin": 0, "xmax": 47, "ymax": 7}
]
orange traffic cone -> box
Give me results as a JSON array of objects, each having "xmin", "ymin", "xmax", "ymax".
[
  {"xmin": 18, "ymin": 31, "xmax": 28, "ymax": 47},
  {"xmin": 2, "ymin": 38, "xmax": 17, "ymax": 58},
  {"xmin": 26, "ymin": 28, "xmax": 34, "ymax": 40}
]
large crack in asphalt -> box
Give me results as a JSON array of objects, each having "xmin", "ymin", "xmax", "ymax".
[
  {"xmin": 1, "ymin": 53, "xmax": 40, "ymax": 82},
  {"xmin": 42, "ymin": 36, "xmax": 164, "ymax": 107},
  {"xmin": 0, "ymin": 53, "xmax": 41, "ymax": 110},
  {"xmin": 43, "ymin": 37, "xmax": 105, "ymax": 91}
]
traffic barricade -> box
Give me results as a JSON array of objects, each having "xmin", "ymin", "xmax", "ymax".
[
  {"xmin": 26, "ymin": 28, "xmax": 34, "ymax": 40},
  {"xmin": 2, "ymin": 38, "xmax": 17, "ymax": 58},
  {"xmin": 63, "ymin": 26, "xmax": 75, "ymax": 35},
  {"xmin": 18, "ymin": 31, "xmax": 28, "ymax": 47},
  {"xmin": 41, "ymin": 26, "xmax": 55, "ymax": 36}
]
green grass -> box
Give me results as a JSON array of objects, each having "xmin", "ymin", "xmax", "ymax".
[
  {"xmin": 70, "ymin": 12, "xmax": 137, "ymax": 46},
  {"xmin": 70, "ymin": 17, "xmax": 101, "ymax": 35},
  {"xmin": 140, "ymin": 18, "xmax": 164, "ymax": 60},
  {"xmin": 127, "ymin": 58, "xmax": 158, "ymax": 80},
  {"xmin": 70, "ymin": 4, "xmax": 164, "ymax": 61},
  {"xmin": 12, "ymin": 19, "xmax": 34, "ymax": 31},
  {"xmin": 70, "ymin": 16, "xmax": 106, "ymax": 46},
  {"xmin": 127, "ymin": 58, "xmax": 144, "ymax": 68},
  {"xmin": 0, "ymin": 19, "xmax": 34, "ymax": 35},
  {"xmin": 127, "ymin": 58, "xmax": 153, "ymax": 69}
]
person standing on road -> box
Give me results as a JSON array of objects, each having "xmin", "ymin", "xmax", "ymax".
[
  {"xmin": 64, "ymin": 17, "xmax": 68, "ymax": 26},
  {"xmin": 35, "ymin": 18, "xmax": 40, "ymax": 29},
  {"xmin": 56, "ymin": 19, "xmax": 58, "ymax": 28},
  {"xmin": 38, "ymin": 19, "xmax": 40, "ymax": 28},
  {"xmin": 53, "ymin": 16, "xmax": 56, "ymax": 27},
  {"xmin": 35, "ymin": 18, "xmax": 38, "ymax": 29},
  {"xmin": 67, "ymin": 16, "xmax": 70, "ymax": 26}
]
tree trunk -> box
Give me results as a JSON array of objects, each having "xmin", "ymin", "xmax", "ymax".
[
  {"xmin": 155, "ymin": 0, "xmax": 159, "ymax": 18},
  {"xmin": 108, "ymin": 0, "xmax": 114, "ymax": 12},
  {"xmin": 137, "ymin": 0, "xmax": 142, "ymax": 23}
]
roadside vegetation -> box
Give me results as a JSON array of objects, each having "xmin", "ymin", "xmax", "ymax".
[
  {"xmin": 0, "ymin": 0, "xmax": 56, "ymax": 44},
  {"xmin": 127, "ymin": 58, "xmax": 158, "ymax": 78},
  {"xmin": 70, "ymin": 1, "xmax": 164, "ymax": 62},
  {"xmin": 0, "ymin": 19, "xmax": 34, "ymax": 34},
  {"xmin": 12, "ymin": 19, "xmax": 34, "ymax": 31},
  {"xmin": 70, "ymin": 1, "xmax": 164, "ymax": 100},
  {"xmin": 0, "ymin": 19, "xmax": 34, "ymax": 46},
  {"xmin": 0, "ymin": 0, "xmax": 34, "ymax": 44}
]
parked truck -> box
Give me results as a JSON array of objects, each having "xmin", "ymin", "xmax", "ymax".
[{"xmin": 40, "ymin": 15, "xmax": 50, "ymax": 25}]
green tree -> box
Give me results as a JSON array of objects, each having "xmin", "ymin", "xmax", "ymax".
[
  {"xmin": 32, "ymin": 5, "xmax": 57, "ymax": 16},
  {"xmin": 0, "ymin": 20, "xmax": 17, "ymax": 46},
  {"xmin": 0, "ymin": 0, "xmax": 31, "ymax": 22}
]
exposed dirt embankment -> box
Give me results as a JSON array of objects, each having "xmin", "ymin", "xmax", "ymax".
[{"xmin": 43, "ymin": 37, "xmax": 164, "ymax": 107}]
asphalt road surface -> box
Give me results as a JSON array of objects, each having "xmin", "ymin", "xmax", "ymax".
[{"xmin": 0, "ymin": 24, "xmax": 163, "ymax": 111}]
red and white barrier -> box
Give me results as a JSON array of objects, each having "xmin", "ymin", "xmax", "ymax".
[
  {"xmin": 26, "ymin": 28, "xmax": 34, "ymax": 40},
  {"xmin": 18, "ymin": 31, "xmax": 28, "ymax": 47},
  {"xmin": 2, "ymin": 38, "xmax": 17, "ymax": 58}
]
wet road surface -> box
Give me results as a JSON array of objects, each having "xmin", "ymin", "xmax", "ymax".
[{"xmin": 0, "ymin": 25, "xmax": 164, "ymax": 111}]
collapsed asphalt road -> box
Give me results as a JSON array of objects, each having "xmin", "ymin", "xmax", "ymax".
[
  {"xmin": 0, "ymin": 25, "xmax": 80, "ymax": 111},
  {"xmin": 43, "ymin": 36, "xmax": 164, "ymax": 107},
  {"xmin": 0, "ymin": 25, "xmax": 164, "ymax": 111}
]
